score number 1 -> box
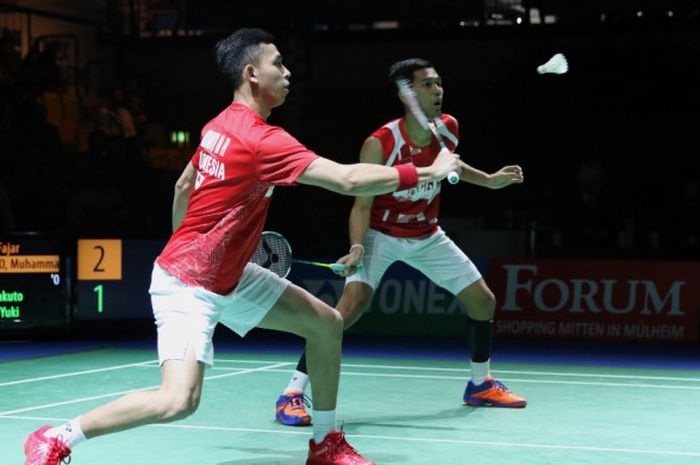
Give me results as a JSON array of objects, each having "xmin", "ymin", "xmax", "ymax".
[{"xmin": 93, "ymin": 284, "xmax": 104, "ymax": 313}]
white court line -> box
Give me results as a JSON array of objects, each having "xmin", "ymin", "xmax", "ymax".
[
  {"xmin": 0, "ymin": 360, "xmax": 158, "ymax": 388},
  {"xmin": 2, "ymin": 414, "xmax": 699, "ymax": 458},
  {"xmin": 0, "ymin": 362, "xmax": 292, "ymax": 416},
  {"xmin": 5, "ymin": 354, "xmax": 699, "ymax": 397},
  {"xmin": 192, "ymin": 366, "xmax": 700, "ymax": 390},
  {"xmin": 120, "ymin": 359, "xmax": 700, "ymax": 389},
  {"xmin": 494, "ymin": 369, "xmax": 700, "ymax": 382},
  {"xmin": 214, "ymin": 358, "xmax": 700, "ymax": 382},
  {"xmin": 137, "ymin": 359, "xmax": 700, "ymax": 389}
]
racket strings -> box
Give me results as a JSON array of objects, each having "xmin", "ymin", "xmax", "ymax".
[{"xmin": 251, "ymin": 232, "xmax": 292, "ymax": 277}]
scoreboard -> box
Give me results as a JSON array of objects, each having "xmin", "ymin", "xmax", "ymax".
[
  {"xmin": 73, "ymin": 239, "xmax": 165, "ymax": 320},
  {"xmin": 0, "ymin": 235, "xmax": 67, "ymax": 329}
]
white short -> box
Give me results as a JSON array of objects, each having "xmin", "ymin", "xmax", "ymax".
[
  {"xmin": 149, "ymin": 262, "xmax": 288, "ymax": 367},
  {"xmin": 346, "ymin": 227, "xmax": 482, "ymax": 295}
]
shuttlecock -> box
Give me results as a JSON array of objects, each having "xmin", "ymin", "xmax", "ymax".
[{"xmin": 537, "ymin": 53, "xmax": 568, "ymax": 75}]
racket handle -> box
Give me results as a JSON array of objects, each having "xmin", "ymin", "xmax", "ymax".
[
  {"xmin": 329, "ymin": 263, "xmax": 345, "ymax": 273},
  {"xmin": 329, "ymin": 263, "xmax": 363, "ymax": 273},
  {"xmin": 434, "ymin": 132, "xmax": 457, "ymax": 184},
  {"xmin": 447, "ymin": 170, "xmax": 459, "ymax": 184}
]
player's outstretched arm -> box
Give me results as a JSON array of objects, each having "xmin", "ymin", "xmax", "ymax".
[
  {"xmin": 297, "ymin": 141, "xmax": 459, "ymax": 196},
  {"xmin": 172, "ymin": 161, "xmax": 196, "ymax": 231},
  {"xmin": 459, "ymin": 162, "xmax": 524, "ymax": 189}
]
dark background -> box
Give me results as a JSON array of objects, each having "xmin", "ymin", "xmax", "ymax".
[{"xmin": 1, "ymin": 0, "xmax": 699, "ymax": 259}]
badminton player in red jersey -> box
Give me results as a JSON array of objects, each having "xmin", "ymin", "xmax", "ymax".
[
  {"xmin": 22, "ymin": 32, "xmax": 459, "ymax": 465},
  {"xmin": 276, "ymin": 58, "xmax": 526, "ymax": 427}
]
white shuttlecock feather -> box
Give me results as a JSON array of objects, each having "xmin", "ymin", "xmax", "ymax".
[{"xmin": 537, "ymin": 53, "xmax": 568, "ymax": 75}]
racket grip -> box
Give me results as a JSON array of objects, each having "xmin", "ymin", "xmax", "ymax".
[
  {"xmin": 447, "ymin": 170, "xmax": 459, "ymax": 184},
  {"xmin": 329, "ymin": 263, "xmax": 345, "ymax": 273},
  {"xmin": 329, "ymin": 263, "xmax": 363, "ymax": 273}
]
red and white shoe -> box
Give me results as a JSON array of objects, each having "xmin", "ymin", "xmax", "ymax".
[
  {"xmin": 307, "ymin": 429, "xmax": 374, "ymax": 465},
  {"xmin": 23, "ymin": 425, "xmax": 72, "ymax": 465}
]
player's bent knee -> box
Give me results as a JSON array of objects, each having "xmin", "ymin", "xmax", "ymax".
[
  {"xmin": 309, "ymin": 308, "xmax": 343, "ymax": 341},
  {"xmin": 156, "ymin": 391, "xmax": 201, "ymax": 421},
  {"xmin": 473, "ymin": 294, "xmax": 496, "ymax": 320},
  {"xmin": 323, "ymin": 308, "xmax": 344, "ymax": 335}
]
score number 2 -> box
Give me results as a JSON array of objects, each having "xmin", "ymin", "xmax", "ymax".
[
  {"xmin": 77, "ymin": 239, "xmax": 122, "ymax": 280},
  {"xmin": 93, "ymin": 246, "xmax": 106, "ymax": 272}
]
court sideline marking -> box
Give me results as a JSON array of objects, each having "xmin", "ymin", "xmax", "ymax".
[
  {"xmin": 1, "ymin": 414, "xmax": 699, "ymax": 458},
  {"xmin": 214, "ymin": 358, "xmax": 700, "ymax": 382},
  {"xmin": 0, "ymin": 362, "xmax": 292, "ymax": 416},
  {"xmin": 0, "ymin": 360, "xmax": 158, "ymax": 388}
]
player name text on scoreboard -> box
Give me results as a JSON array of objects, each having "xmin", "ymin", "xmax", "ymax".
[
  {"xmin": 0, "ymin": 241, "xmax": 21, "ymax": 255},
  {"xmin": 0, "ymin": 255, "xmax": 60, "ymax": 273},
  {"xmin": 0, "ymin": 290, "xmax": 23, "ymax": 318}
]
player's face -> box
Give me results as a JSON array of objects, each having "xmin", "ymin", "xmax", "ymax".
[
  {"xmin": 412, "ymin": 68, "xmax": 443, "ymax": 118},
  {"xmin": 254, "ymin": 43, "xmax": 291, "ymax": 108}
]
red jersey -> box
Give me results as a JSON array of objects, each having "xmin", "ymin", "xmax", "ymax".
[
  {"xmin": 370, "ymin": 114, "xmax": 459, "ymax": 237},
  {"xmin": 157, "ymin": 103, "xmax": 318, "ymax": 295}
]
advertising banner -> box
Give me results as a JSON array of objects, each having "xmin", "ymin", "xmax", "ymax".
[{"xmin": 488, "ymin": 260, "xmax": 700, "ymax": 342}]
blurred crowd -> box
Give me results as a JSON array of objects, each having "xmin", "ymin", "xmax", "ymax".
[
  {"xmin": 1, "ymin": 27, "xmax": 698, "ymax": 260},
  {"xmin": 0, "ymin": 31, "xmax": 174, "ymax": 237}
]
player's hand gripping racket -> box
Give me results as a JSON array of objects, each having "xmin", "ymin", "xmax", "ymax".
[
  {"xmin": 251, "ymin": 231, "xmax": 347, "ymax": 278},
  {"xmin": 395, "ymin": 79, "xmax": 460, "ymax": 185}
]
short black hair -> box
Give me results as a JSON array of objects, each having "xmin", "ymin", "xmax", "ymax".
[
  {"xmin": 214, "ymin": 28, "xmax": 275, "ymax": 90},
  {"xmin": 388, "ymin": 58, "xmax": 433, "ymax": 83}
]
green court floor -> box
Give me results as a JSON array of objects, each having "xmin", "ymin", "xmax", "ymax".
[{"xmin": 1, "ymin": 348, "xmax": 699, "ymax": 465}]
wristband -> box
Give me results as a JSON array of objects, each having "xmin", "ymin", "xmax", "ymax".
[
  {"xmin": 395, "ymin": 164, "xmax": 418, "ymax": 190},
  {"xmin": 349, "ymin": 244, "xmax": 365, "ymax": 255}
]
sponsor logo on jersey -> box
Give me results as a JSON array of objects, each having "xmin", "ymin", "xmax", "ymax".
[
  {"xmin": 200, "ymin": 130, "xmax": 231, "ymax": 156},
  {"xmin": 393, "ymin": 181, "xmax": 441, "ymax": 202}
]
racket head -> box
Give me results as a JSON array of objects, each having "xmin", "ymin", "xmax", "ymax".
[
  {"xmin": 395, "ymin": 78, "xmax": 430, "ymax": 130},
  {"xmin": 251, "ymin": 231, "xmax": 292, "ymax": 278}
]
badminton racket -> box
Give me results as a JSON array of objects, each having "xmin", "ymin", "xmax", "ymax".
[
  {"xmin": 395, "ymin": 79, "xmax": 460, "ymax": 185},
  {"xmin": 251, "ymin": 231, "xmax": 347, "ymax": 278}
]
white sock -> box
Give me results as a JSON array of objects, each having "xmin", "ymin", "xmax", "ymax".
[
  {"xmin": 284, "ymin": 370, "xmax": 309, "ymax": 394},
  {"xmin": 45, "ymin": 417, "xmax": 86, "ymax": 447},
  {"xmin": 470, "ymin": 359, "xmax": 490, "ymax": 386},
  {"xmin": 312, "ymin": 409, "xmax": 336, "ymax": 444}
]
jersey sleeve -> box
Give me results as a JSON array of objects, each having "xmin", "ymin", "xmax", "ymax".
[
  {"xmin": 370, "ymin": 126, "xmax": 394, "ymax": 160},
  {"xmin": 256, "ymin": 126, "xmax": 319, "ymax": 185},
  {"xmin": 440, "ymin": 114, "xmax": 459, "ymax": 150}
]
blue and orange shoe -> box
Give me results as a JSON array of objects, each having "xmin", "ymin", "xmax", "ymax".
[
  {"xmin": 275, "ymin": 391, "xmax": 312, "ymax": 426},
  {"xmin": 463, "ymin": 376, "xmax": 527, "ymax": 408}
]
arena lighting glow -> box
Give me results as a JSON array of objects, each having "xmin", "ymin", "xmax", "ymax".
[{"xmin": 170, "ymin": 130, "xmax": 190, "ymax": 146}]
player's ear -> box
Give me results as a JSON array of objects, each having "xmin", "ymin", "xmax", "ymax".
[{"xmin": 244, "ymin": 64, "xmax": 258, "ymax": 84}]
